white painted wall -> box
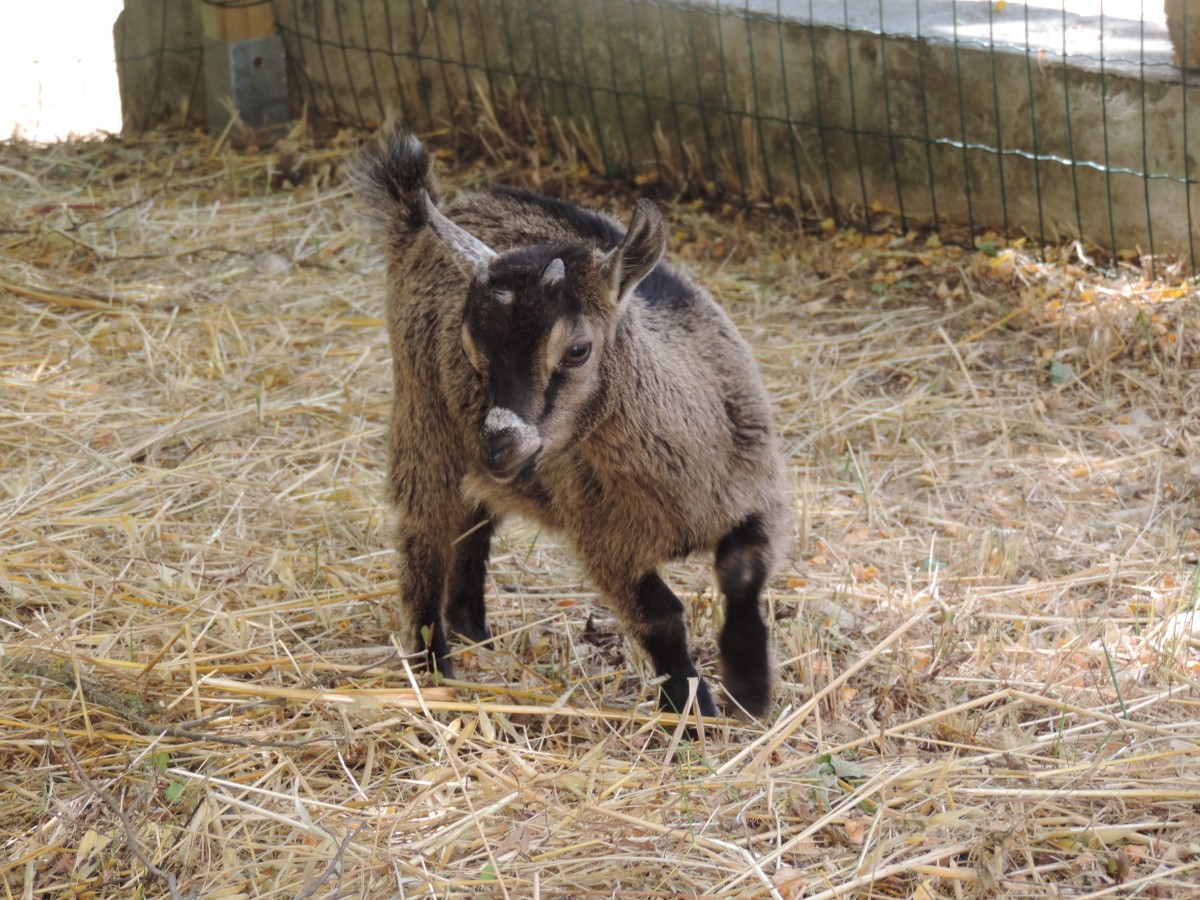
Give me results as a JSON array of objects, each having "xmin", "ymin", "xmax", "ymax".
[{"xmin": 0, "ymin": 0, "xmax": 124, "ymax": 141}]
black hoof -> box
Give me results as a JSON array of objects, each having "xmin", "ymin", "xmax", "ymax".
[
  {"xmin": 446, "ymin": 613, "xmax": 493, "ymax": 648},
  {"xmin": 658, "ymin": 675, "xmax": 718, "ymax": 718},
  {"xmin": 412, "ymin": 648, "xmax": 453, "ymax": 680},
  {"xmin": 410, "ymin": 625, "xmax": 454, "ymax": 679},
  {"xmin": 719, "ymin": 661, "xmax": 772, "ymax": 717}
]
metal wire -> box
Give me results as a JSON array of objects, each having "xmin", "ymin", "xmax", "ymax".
[
  {"xmin": 987, "ymin": 1, "xmax": 1010, "ymax": 239},
  {"xmin": 841, "ymin": 0, "xmax": 870, "ymax": 220},
  {"xmin": 1060, "ymin": 4, "xmax": 1086, "ymax": 250},
  {"xmin": 806, "ymin": 0, "xmax": 836, "ymax": 214},
  {"xmin": 1099, "ymin": 1, "xmax": 1118, "ymax": 262},
  {"xmin": 877, "ymin": 0, "xmax": 906, "ymax": 230},
  {"xmin": 117, "ymin": 0, "xmax": 1200, "ymax": 270},
  {"xmin": 1022, "ymin": 0, "xmax": 1047, "ymax": 250},
  {"xmin": 915, "ymin": 1, "xmax": 940, "ymax": 230},
  {"xmin": 1182, "ymin": 3, "xmax": 1197, "ymax": 274},
  {"xmin": 1138, "ymin": 0, "xmax": 1159, "ymax": 278},
  {"xmin": 951, "ymin": 0, "xmax": 977, "ymax": 236}
]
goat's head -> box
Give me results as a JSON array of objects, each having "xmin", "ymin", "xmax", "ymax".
[{"xmin": 424, "ymin": 195, "xmax": 666, "ymax": 482}]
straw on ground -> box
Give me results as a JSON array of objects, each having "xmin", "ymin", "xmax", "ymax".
[{"xmin": 0, "ymin": 128, "xmax": 1197, "ymax": 898}]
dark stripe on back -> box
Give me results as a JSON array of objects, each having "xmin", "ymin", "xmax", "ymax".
[{"xmin": 493, "ymin": 186, "xmax": 694, "ymax": 311}]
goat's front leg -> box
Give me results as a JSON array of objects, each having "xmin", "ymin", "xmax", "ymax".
[
  {"xmin": 611, "ymin": 573, "xmax": 717, "ymax": 717},
  {"xmin": 394, "ymin": 524, "xmax": 454, "ymax": 677}
]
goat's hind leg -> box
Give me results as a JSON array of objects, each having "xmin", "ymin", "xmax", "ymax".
[
  {"xmin": 715, "ymin": 513, "xmax": 774, "ymax": 716},
  {"xmin": 444, "ymin": 508, "xmax": 494, "ymax": 646}
]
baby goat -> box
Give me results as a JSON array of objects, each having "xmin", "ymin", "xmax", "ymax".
[{"xmin": 355, "ymin": 129, "xmax": 788, "ymax": 717}]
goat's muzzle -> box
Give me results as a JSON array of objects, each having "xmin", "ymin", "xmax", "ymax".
[{"xmin": 481, "ymin": 407, "xmax": 542, "ymax": 482}]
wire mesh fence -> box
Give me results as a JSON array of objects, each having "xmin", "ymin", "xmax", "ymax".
[
  {"xmin": 116, "ymin": 1, "xmax": 1200, "ymax": 273},
  {"xmin": 114, "ymin": 2, "xmax": 207, "ymax": 133}
]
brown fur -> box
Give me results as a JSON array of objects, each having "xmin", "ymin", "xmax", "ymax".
[{"xmin": 355, "ymin": 129, "xmax": 789, "ymax": 717}]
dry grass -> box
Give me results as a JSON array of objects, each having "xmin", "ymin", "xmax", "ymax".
[{"xmin": 1, "ymin": 127, "xmax": 1198, "ymax": 899}]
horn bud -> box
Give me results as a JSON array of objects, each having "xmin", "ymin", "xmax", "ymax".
[{"xmin": 540, "ymin": 257, "xmax": 566, "ymax": 286}]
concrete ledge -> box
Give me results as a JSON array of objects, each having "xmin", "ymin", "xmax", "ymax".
[{"xmin": 778, "ymin": 1, "xmax": 1176, "ymax": 77}]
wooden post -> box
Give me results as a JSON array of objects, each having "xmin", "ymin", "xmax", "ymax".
[
  {"xmin": 200, "ymin": 1, "xmax": 276, "ymax": 42},
  {"xmin": 199, "ymin": 0, "xmax": 288, "ymax": 131}
]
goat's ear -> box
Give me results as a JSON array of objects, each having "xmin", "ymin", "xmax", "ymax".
[
  {"xmin": 599, "ymin": 199, "xmax": 666, "ymax": 309},
  {"xmin": 423, "ymin": 191, "xmax": 497, "ymax": 275}
]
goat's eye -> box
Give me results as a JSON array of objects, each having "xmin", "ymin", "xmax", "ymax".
[{"xmin": 561, "ymin": 342, "xmax": 592, "ymax": 368}]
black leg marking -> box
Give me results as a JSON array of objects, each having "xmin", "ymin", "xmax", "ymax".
[
  {"xmin": 397, "ymin": 533, "xmax": 453, "ymax": 678},
  {"xmin": 444, "ymin": 512, "xmax": 494, "ymax": 646},
  {"xmin": 715, "ymin": 514, "xmax": 773, "ymax": 716},
  {"xmin": 633, "ymin": 574, "xmax": 717, "ymax": 717}
]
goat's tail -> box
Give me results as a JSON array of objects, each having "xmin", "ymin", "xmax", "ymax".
[{"xmin": 352, "ymin": 126, "xmax": 438, "ymax": 242}]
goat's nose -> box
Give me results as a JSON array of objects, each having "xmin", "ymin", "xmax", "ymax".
[
  {"xmin": 480, "ymin": 407, "xmax": 541, "ymax": 479},
  {"xmin": 483, "ymin": 428, "xmax": 518, "ymax": 462}
]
